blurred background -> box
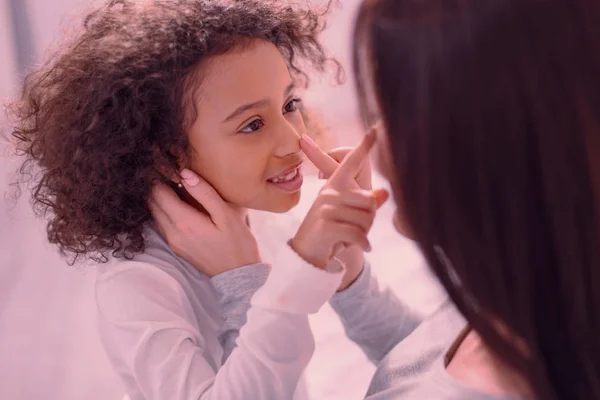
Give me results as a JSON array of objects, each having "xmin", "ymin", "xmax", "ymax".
[{"xmin": 0, "ymin": 0, "xmax": 446, "ymax": 399}]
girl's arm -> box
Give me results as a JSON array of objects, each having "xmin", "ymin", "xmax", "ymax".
[
  {"xmin": 124, "ymin": 135, "xmax": 378, "ymax": 399},
  {"xmin": 96, "ymin": 245, "xmax": 343, "ymax": 400},
  {"xmin": 299, "ymin": 128, "xmax": 421, "ymax": 364},
  {"xmin": 329, "ymin": 261, "xmax": 422, "ymax": 364}
]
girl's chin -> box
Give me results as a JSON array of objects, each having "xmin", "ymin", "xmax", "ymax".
[{"xmin": 249, "ymin": 191, "xmax": 301, "ymax": 214}]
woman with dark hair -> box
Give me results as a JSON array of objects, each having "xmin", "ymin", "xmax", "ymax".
[
  {"xmin": 350, "ymin": 0, "xmax": 600, "ymax": 398},
  {"xmin": 154, "ymin": 0, "xmax": 600, "ymax": 399}
]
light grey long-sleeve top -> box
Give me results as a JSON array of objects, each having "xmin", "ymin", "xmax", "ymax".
[
  {"xmin": 329, "ymin": 264, "xmax": 524, "ymax": 400},
  {"xmin": 100, "ymin": 222, "xmax": 524, "ymax": 400},
  {"xmin": 216, "ymin": 261, "xmax": 525, "ymax": 400}
]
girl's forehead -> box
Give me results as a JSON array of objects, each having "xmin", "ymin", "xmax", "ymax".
[
  {"xmin": 195, "ymin": 41, "xmax": 291, "ymax": 100},
  {"xmin": 187, "ymin": 40, "xmax": 294, "ymax": 128}
]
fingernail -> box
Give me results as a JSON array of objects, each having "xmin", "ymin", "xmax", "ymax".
[
  {"xmin": 318, "ymin": 171, "xmax": 325, "ymax": 179},
  {"xmin": 375, "ymin": 188, "xmax": 390, "ymax": 207},
  {"xmin": 180, "ymin": 169, "xmax": 200, "ymax": 187}
]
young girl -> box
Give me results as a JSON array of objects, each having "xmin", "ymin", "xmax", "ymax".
[
  {"xmin": 8, "ymin": 0, "xmax": 359, "ymax": 399},
  {"xmin": 154, "ymin": 0, "xmax": 600, "ymax": 399}
]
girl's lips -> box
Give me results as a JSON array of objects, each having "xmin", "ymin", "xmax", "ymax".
[
  {"xmin": 267, "ymin": 166, "xmax": 303, "ymax": 193},
  {"xmin": 267, "ymin": 162, "xmax": 303, "ymax": 182}
]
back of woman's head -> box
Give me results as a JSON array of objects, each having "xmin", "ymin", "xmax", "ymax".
[
  {"xmin": 8, "ymin": 0, "xmax": 334, "ymax": 262},
  {"xmin": 354, "ymin": 0, "xmax": 600, "ymax": 398}
]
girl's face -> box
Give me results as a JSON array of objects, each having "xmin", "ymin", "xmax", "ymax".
[{"xmin": 186, "ymin": 40, "xmax": 306, "ymax": 213}]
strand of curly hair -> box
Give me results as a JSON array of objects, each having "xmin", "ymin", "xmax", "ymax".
[{"xmin": 7, "ymin": 0, "xmax": 341, "ymax": 264}]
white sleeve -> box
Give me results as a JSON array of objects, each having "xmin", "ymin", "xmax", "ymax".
[{"xmin": 96, "ymin": 244, "xmax": 343, "ymax": 400}]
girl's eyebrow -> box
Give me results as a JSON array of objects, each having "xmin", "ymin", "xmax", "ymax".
[
  {"xmin": 222, "ymin": 82, "xmax": 296, "ymax": 123},
  {"xmin": 284, "ymin": 82, "xmax": 296, "ymax": 96},
  {"xmin": 222, "ymin": 99, "xmax": 270, "ymax": 123}
]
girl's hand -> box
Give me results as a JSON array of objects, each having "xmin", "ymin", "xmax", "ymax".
[
  {"xmin": 316, "ymin": 147, "xmax": 373, "ymax": 190},
  {"xmin": 291, "ymin": 131, "xmax": 388, "ymax": 271},
  {"xmin": 150, "ymin": 171, "xmax": 261, "ymax": 277}
]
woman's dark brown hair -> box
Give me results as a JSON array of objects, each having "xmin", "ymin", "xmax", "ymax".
[
  {"xmin": 354, "ymin": 0, "xmax": 600, "ymax": 399},
  {"xmin": 8, "ymin": 0, "xmax": 338, "ymax": 263}
]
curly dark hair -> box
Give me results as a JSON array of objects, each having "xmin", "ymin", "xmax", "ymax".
[{"xmin": 8, "ymin": 0, "xmax": 339, "ymax": 263}]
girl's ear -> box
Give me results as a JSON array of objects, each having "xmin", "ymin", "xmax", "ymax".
[
  {"xmin": 152, "ymin": 145, "xmax": 183, "ymax": 185},
  {"xmin": 157, "ymin": 165, "xmax": 182, "ymax": 185}
]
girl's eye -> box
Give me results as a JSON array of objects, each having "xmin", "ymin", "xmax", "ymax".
[
  {"xmin": 284, "ymin": 98, "xmax": 302, "ymax": 113},
  {"xmin": 240, "ymin": 119, "xmax": 264, "ymax": 133}
]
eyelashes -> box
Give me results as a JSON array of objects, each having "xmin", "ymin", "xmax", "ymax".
[
  {"xmin": 238, "ymin": 97, "xmax": 303, "ymax": 134},
  {"xmin": 240, "ymin": 118, "xmax": 265, "ymax": 133},
  {"xmin": 284, "ymin": 98, "xmax": 302, "ymax": 113}
]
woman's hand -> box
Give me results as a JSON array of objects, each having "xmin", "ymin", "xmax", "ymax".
[
  {"xmin": 149, "ymin": 171, "xmax": 261, "ymax": 277},
  {"xmin": 291, "ymin": 131, "xmax": 388, "ymax": 272}
]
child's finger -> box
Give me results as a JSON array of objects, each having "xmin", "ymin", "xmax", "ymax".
[
  {"xmin": 328, "ymin": 130, "xmax": 376, "ymax": 189},
  {"xmin": 373, "ymin": 188, "xmax": 390, "ymax": 209},
  {"xmin": 326, "ymin": 147, "xmax": 354, "ymax": 164},
  {"xmin": 321, "ymin": 204, "xmax": 375, "ymax": 233},
  {"xmin": 300, "ymin": 134, "xmax": 339, "ymax": 177},
  {"xmin": 179, "ymin": 169, "xmax": 230, "ymax": 225},
  {"xmin": 151, "ymin": 183, "xmax": 190, "ymax": 223},
  {"xmin": 337, "ymin": 189, "xmax": 380, "ymax": 211},
  {"xmin": 334, "ymin": 222, "xmax": 372, "ymax": 252},
  {"xmin": 148, "ymin": 197, "xmax": 173, "ymax": 235},
  {"xmin": 151, "ymin": 181, "xmax": 212, "ymax": 227}
]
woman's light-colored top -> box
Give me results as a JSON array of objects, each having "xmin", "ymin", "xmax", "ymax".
[{"xmin": 330, "ymin": 270, "xmax": 523, "ymax": 400}]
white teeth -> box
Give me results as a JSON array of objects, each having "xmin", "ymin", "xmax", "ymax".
[{"xmin": 270, "ymin": 168, "xmax": 298, "ymax": 183}]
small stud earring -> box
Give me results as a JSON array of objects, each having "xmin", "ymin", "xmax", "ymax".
[{"xmin": 177, "ymin": 183, "xmax": 183, "ymax": 188}]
